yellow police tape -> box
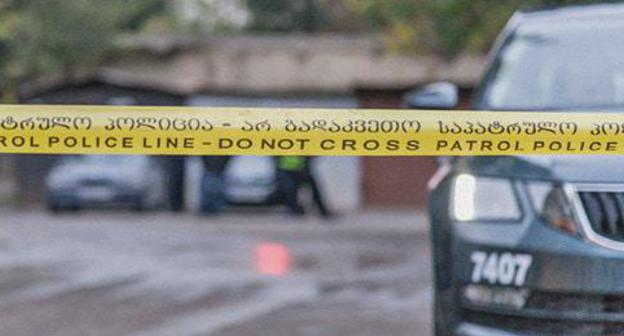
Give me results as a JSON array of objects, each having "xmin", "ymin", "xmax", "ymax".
[{"xmin": 0, "ymin": 104, "xmax": 623, "ymax": 156}]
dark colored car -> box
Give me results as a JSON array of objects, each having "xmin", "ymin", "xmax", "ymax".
[{"xmin": 408, "ymin": 4, "xmax": 624, "ymax": 336}]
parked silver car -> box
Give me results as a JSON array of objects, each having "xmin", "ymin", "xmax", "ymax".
[
  {"xmin": 46, "ymin": 155, "xmax": 166, "ymax": 212},
  {"xmin": 223, "ymin": 156, "xmax": 277, "ymax": 205}
]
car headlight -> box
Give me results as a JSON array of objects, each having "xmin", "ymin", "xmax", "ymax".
[
  {"xmin": 526, "ymin": 183, "xmax": 579, "ymax": 236},
  {"xmin": 451, "ymin": 174, "xmax": 522, "ymax": 222}
]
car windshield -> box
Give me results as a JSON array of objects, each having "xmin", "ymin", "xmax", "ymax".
[{"xmin": 479, "ymin": 18, "xmax": 624, "ymax": 110}]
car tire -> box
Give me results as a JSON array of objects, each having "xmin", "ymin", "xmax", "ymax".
[
  {"xmin": 48, "ymin": 204, "xmax": 62, "ymax": 213},
  {"xmin": 132, "ymin": 195, "xmax": 149, "ymax": 212},
  {"xmin": 132, "ymin": 201, "xmax": 146, "ymax": 212},
  {"xmin": 49, "ymin": 204, "xmax": 80, "ymax": 213}
]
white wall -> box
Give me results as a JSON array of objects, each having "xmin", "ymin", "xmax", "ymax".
[{"xmin": 314, "ymin": 156, "xmax": 361, "ymax": 212}]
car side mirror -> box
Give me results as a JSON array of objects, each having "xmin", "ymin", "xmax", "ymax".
[{"xmin": 404, "ymin": 82, "xmax": 459, "ymax": 110}]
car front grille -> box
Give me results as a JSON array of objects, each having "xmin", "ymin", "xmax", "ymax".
[
  {"xmin": 463, "ymin": 290, "xmax": 624, "ymax": 335},
  {"xmin": 80, "ymin": 178, "xmax": 111, "ymax": 187},
  {"xmin": 526, "ymin": 291, "xmax": 624, "ymax": 315},
  {"xmin": 464, "ymin": 310, "xmax": 624, "ymax": 335},
  {"xmin": 577, "ymin": 191, "xmax": 624, "ymax": 242}
]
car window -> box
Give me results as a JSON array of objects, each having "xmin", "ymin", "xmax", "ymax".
[{"xmin": 480, "ymin": 19, "xmax": 624, "ymax": 110}]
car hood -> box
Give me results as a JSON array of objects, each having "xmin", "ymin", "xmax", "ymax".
[
  {"xmin": 458, "ymin": 156, "xmax": 624, "ymax": 183},
  {"xmin": 460, "ymin": 107, "xmax": 624, "ymax": 183}
]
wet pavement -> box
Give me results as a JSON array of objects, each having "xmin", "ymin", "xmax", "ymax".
[{"xmin": 0, "ymin": 210, "xmax": 431, "ymax": 336}]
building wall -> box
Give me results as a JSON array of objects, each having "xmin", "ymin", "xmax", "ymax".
[
  {"xmin": 356, "ymin": 87, "xmax": 473, "ymax": 209},
  {"xmin": 104, "ymin": 36, "xmax": 486, "ymax": 95}
]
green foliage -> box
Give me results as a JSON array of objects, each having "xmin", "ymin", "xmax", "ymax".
[
  {"xmin": 2, "ymin": 0, "xmax": 621, "ymax": 103},
  {"xmin": 244, "ymin": 0, "xmax": 328, "ymax": 32},
  {"xmin": 0, "ymin": 0, "xmax": 171, "ymax": 102},
  {"xmin": 346, "ymin": 0, "xmax": 624, "ymax": 57}
]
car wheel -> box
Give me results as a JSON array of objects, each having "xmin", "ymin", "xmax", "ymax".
[
  {"xmin": 132, "ymin": 201, "xmax": 146, "ymax": 212},
  {"xmin": 132, "ymin": 195, "xmax": 149, "ymax": 212},
  {"xmin": 48, "ymin": 204, "xmax": 62, "ymax": 213},
  {"xmin": 49, "ymin": 204, "xmax": 80, "ymax": 213}
]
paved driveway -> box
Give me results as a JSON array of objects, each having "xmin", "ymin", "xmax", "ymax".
[{"xmin": 0, "ymin": 210, "xmax": 431, "ymax": 336}]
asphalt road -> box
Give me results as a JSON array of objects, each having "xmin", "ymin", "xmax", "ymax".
[{"xmin": 0, "ymin": 210, "xmax": 431, "ymax": 336}]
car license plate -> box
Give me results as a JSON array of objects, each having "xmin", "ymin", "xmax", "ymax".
[
  {"xmin": 226, "ymin": 186, "xmax": 269, "ymax": 202},
  {"xmin": 79, "ymin": 187, "xmax": 114, "ymax": 201}
]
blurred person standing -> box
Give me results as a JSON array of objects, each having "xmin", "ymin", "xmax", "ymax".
[
  {"xmin": 276, "ymin": 156, "xmax": 332, "ymax": 218},
  {"xmin": 200, "ymin": 156, "xmax": 231, "ymax": 215}
]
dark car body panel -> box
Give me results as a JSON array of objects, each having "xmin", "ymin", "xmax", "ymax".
[
  {"xmin": 452, "ymin": 156, "xmax": 624, "ymax": 183},
  {"xmin": 430, "ymin": 4, "xmax": 624, "ymax": 336}
]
